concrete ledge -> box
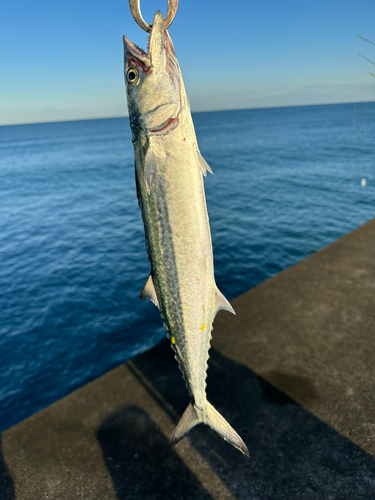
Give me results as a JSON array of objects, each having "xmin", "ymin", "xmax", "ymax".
[{"xmin": 1, "ymin": 219, "xmax": 375, "ymax": 499}]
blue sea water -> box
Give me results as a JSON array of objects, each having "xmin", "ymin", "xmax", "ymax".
[{"xmin": 0, "ymin": 102, "xmax": 374, "ymax": 433}]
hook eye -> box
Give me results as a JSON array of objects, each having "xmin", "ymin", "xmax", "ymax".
[{"xmin": 129, "ymin": 0, "xmax": 178, "ymax": 33}]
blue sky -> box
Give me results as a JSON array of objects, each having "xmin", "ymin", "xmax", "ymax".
[{"xmin": 1, "ymin": 0, "xmax": 374, "ymax": 125}]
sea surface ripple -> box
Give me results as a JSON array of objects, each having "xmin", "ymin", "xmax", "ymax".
[{"xmin": 0, "ymin": 102, "xmax": 374, "ymax": 431}]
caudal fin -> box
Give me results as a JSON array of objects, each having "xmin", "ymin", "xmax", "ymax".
[{"xmin": 170, "ymin": 401, "xmax": 249, "ymax": 456}]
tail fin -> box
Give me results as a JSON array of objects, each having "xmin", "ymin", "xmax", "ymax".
[{"xmin": 170, "ymin": 401, "xmax": 249, "ymax": 456}]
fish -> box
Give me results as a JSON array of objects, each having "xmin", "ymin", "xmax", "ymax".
[{"xmin": 123, "ymin": 10, "xmax": 248, "ymax": 456}]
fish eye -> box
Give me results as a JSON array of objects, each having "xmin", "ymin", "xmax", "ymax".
[{"xmin": 126, "ymin": 68, "xmax": 139, "ymax": 84}]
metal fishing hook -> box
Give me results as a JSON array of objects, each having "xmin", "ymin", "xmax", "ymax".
[{"xmin": 129, "ymin": 0, "xmax": 178, "ymax": 32}]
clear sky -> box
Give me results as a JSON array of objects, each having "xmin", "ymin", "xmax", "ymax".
[{"xmin": 1, "ymin": 0, "xmax": 374, "ymax": 125}]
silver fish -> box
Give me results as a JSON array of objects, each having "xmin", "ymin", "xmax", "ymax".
[{"xmin": 123, "ymin": 10, "xmax": 248, "ymax": 456}]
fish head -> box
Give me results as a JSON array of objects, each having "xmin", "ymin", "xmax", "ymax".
[{"xmin": 124, "ymin": 10, "xmax": 180, "ymax": 136}]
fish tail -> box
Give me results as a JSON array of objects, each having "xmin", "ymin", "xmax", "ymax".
[{"xmin": 170, "ymin": 401, "xmax": 249, "ymax": 456}]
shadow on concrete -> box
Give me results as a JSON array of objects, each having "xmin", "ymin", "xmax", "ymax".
[
  {"xmin": 0, "ymin": 436, "xmax": 14, "ymax": 499},
  {"xmin": 112, "ymin": 339, "xmax": 375, "ymax": 500},
  {"xmin": 258, "ymin": 370, "xmax": 319, "ymax": 406},
  {"xmin": 97, "ymin": 405, "xmax": 212, "ymax": 500}
]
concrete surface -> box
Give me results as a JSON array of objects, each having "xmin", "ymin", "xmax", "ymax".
[{"xmin": 1, "ymin": 219, "xmax": 375, "ymax": 499}]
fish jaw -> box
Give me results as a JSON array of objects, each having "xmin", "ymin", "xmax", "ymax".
[{"xmin": 123, "ymin": 10, "xmax": 181, "ymax": 137}]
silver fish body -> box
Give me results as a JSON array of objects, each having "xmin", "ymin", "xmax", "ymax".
[{"xmin": 124, "ymin": 11, "xmax": 248, "ymax": 456}]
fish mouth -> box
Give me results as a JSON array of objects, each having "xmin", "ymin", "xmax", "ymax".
[
  {"xmin": 124, "ymin": 11, "xmax": 181, "ymax": 135},
  {"xmin": 123, "ymin": 12, "xmax": 162, "ymax": 67},
  {"xmin": 124, "ymin": 11, "xmax": 178, "ymax": 76},
  {"xmin": 123, "ymin": 36, "xmax": 150, "ymax": 70},
  {"xmin": 123, "ymin": 36, "xmax": 147, "ymax": 58}
]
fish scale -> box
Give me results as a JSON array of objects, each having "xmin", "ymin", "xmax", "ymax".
[{"xmin": 123, "ymin": 10, "xmax": 248, "ymax": 456}]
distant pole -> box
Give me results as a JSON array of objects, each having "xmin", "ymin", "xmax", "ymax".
[{"xmin": 358, "ymin": 36, "xmax": 375, "ymax": 47}]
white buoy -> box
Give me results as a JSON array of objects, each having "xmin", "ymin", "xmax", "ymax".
[{"xmin": 361, "ymin": 178, "xmax": 367, "ymax": 187}]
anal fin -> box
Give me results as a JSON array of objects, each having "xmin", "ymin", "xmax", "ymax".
[
  {"xmin": 216, "ymin": 287, "xmax": 236, "ymax": 316},
  {"xmin": 139, "ymin": 275, "xmax": 159, "ymax": 309}
]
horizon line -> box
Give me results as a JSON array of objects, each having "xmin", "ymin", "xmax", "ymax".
[{"xmin": 1, "ymin": 99, "xmax": 374, "ymax": 128}]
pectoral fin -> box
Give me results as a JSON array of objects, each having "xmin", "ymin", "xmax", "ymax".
[
  {"xmin": 215, "ymin": 287, "xmax": 236, "ymax": 316},
  {"xmin": 144, "ymin": 147, "xmax": 160, "ymax": 194},
  {"xmin": 139, "ymin": 275, "xmax": 159, "ymax": 309},
  {"xmin": 196, "ymin": 149, "xmax": 213, "ymax": 177}
]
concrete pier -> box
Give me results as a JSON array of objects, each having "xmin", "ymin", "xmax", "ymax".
[{"xmin": 1, "ymin": 219, "xmax": 375, "ymax": 499}]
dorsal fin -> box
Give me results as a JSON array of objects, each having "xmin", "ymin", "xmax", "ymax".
[
  {"xmin": 139, "ymin": 275, "xmax": 159, "ymax": 309},
  {"xmin": 215, "ymin": 287, "xmax": 235, "ymax": 316},
  {"xmin": 196, "ymin": 149, "xmax": 213, "ymax": 177}
]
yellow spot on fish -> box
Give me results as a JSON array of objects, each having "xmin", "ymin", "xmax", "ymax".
[
  {"xmin": 200, "ymin": 323, "xmax": 206, "ymax": 331},
  {"xmin": 171, "ymin": 336, "xmax": 175, "ymax": 344}
]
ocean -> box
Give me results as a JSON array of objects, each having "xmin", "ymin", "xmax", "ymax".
[{"xmin": 0, "ymin": 102, "xmax": 374, "ymax": 433}]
